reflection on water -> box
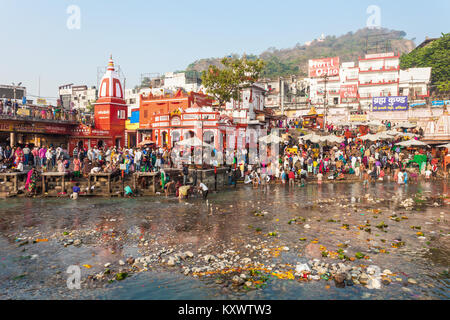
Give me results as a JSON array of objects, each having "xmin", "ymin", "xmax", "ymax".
[{"xmin": 0, "ymin": 180, "xmax": 448, "ymax": 300}]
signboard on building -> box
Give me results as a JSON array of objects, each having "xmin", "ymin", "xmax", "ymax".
[
  {"xmin": 36, "ymin": 98, "xmax": 47, "ymax": 105},
  {"xmin": 372, "ymin": 96, "xmax": 408, "ymax": 111},
  {"xmin": 308, "ymin": 57, "xmax": 340, "ymax": 78},
  {"xmin": 340, "ymin": 84, "xmax": 358, "ymax": 99},
  {"xmin": 349, "ymin": 114, "xmax": 368, "ymax": 122},
  {"xmin": 364, "ymin": 52, "xmax": 395, "ymax": 59},
  {"xmin": 431, "ymin": 100, "xmax": 450, "ymax": 106}
]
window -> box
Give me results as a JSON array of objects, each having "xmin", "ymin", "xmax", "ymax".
[{"xmin": 117, "ymin": 110, "xmax": 126, "ymax": 119}]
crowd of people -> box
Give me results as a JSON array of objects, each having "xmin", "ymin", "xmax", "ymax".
[
  {"xmin": 239, "ymin": 125, "xmax": 447, "ymax": 189},
  {"xmin": 0, "ymin": 122, "xmax": 448, "ymax": 197},
  {"xmin": 0, "ymin": 99, "xmax": 93, "ymax": 124}
]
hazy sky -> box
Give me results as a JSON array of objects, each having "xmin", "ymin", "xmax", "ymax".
[{"xmin": 0, "ymin": 0, "xmax": 448, "ymax": 103}]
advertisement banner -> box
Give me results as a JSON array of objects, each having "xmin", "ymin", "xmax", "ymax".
[
  {"xmin": 340, "ymin": 84, "xmax": 358, "ymax": 99},
  {"xmin": 372, "ymin": 96, "xmax": 408, "ymax": 111},
  {"xmin": 431, "ymin": 100, "xmax": 450, "ymax": 106},
  {"xmin": 36, "ymin": 98, "xmax": 47, "ymax": 105},
  {"xmin": 349, "ymin": 114, "xmax": 368, "ymax": 122},
  {"xmin": 308, "ymin": 57, "xmax": 340, "ymax": 78}
]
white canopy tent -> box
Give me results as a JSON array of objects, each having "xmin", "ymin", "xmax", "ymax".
[
  {"xmin": 395, "ymin": 122, "xmax": 417, "ymax": 129},
  {"xmin": 359, "ymin": 133, "xmax": 379, "ymax": 141},
  {"xmin": 176, "ymin": 136, "xmax": 213, "ymax": 148},
  {"xmin": 437, "ymin": 143, "xmax": 450, "ymax": 149},
  {"xmin": 395, "ymin": 139, "xmax": 430, "ymax": 147},
  {"xmin": 259, "ymin": 133, "xmax": 284, "ymax": 144}
]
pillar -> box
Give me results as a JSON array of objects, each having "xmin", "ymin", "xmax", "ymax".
[{"xmin": 10, "ymin": 132, "xmax": 16, "ymax": 147}]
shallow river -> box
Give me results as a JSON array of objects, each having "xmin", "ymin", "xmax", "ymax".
[{"xmin": 0, "ymin": 180, "xmax": 448, "ymax": 300}]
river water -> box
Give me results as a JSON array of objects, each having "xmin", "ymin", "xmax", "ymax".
[{"xmin": 0, "ymin": 180, "xmax": 448, "ymax": 300}]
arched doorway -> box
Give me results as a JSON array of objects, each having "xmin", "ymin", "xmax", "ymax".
[{"xmin": 171, "ymin": 131, "xmax": 181, "ymax": 148}]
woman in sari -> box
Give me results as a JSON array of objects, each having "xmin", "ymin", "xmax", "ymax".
[
  {"xmin": 14, "ymin": 147, "xmax": 24, "ymax": 167},
  {"xmin": 25, "ymin": 168, "xmax": 38, "ymax": 195}
]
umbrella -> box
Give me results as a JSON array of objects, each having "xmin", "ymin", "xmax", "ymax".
[
  {"xmin": 321, "ymin": 135, "xmax": 344, "ymax": 144},
  {"xmin": 385, "ymin": 129, "xmax": 401, "ymax": 136},
  {"xmin": 437, "ymin": 143, "xmax": 450, "ymax": 149},
  {"xmin": 137, "ymin": 139, "xmax": 155, "ymax": 147},
  {"xmin": 397, "ymin": 132, "xmax": 419, "ymax": 138},
  {"xmin": 367, "ymin": 120, "xmax": 384, "ymax": 126},
  {"xmin": 359, "ymin": 133, "xmax": 379, "ymax": 141},
  {"xmin": 373, "ymin": 132, "xmax": 394, "ymax": 140},
  {"xmin": 395, "ymin": 139, "xmax": 429, "ymax": 147},
  {"xmin": 176, "ymin": 136, "xmax": 213, "ymax": 148},
  {"xmin": 259, "ymin": 133, "xmax": 284, "ymax": 144}
]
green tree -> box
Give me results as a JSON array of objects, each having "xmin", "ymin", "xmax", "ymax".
[
  {"xmin": 86, "ymin": 100, "xmax": 95, "ymax": 113},
  {"xmin": 201, "ymin": 56, "xmax": 266, "ymax": 107},
  {"xmin": 400, "ymin": 33, "xmax": 450, "ymax": 86}
]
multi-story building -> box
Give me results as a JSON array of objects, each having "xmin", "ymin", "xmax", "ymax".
[
  {"xmin": 358, "ymin": 52, "xmax": 400, "ymax": 109},
  {"xmin": 58, "ymin": 84, "xmax": 97, "ymax": 111},
  {"xmin": 163, "ymin": 71, "xmax": 202, "ymax": 92},
  {"xmin": 339, "ymin": 62, "xmax": 359, "ymax": 109},
  {"xmin": 399, "ymin": 67, "xmax": 431, "ymax": 100}
]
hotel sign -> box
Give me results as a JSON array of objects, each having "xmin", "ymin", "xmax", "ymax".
[{"xmin": 308, "ymin": 57, "xmax": 340, "ymax": 78}]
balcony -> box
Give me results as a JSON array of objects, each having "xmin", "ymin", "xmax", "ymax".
[
  {"xmin": 359, "ymin": 66, "xmax": 400, "ymax": 73},
  {"xmin": 358, "ymin": 79, "xmax": 399, "ymax": 86},
  {"xmin": 358, "ymin": 92, "xmax": 397, "ymax": 99}
]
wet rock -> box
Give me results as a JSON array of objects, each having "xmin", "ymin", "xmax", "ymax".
[
  {"xmin": 305, "ymin": 243, "xmax": 322, "ymax": 259},
  {"xmin": 241, "ymin": 258, "xmax": 251, "ymax": 265},
  {"xmin": 359, "ymin": 273, "xmax": 369, "ymax": 285},
  {"xmin": 382, "ymin": 269, "xmax": 392, "ymax": 275},
  {"xmin": 232, "ymin": 275, "xmax": 245, "ymax": 285},
  {"xmin": 73, "ymin": 239, "xmax": 82, "ymax": 246},
  {"xmin": 204, "ymin": 255, "xmax": 215, "ymax": 263},
  {"xmin": 104, "ymin": 263, "xmax": 111, "ymax": 268},
  {"xmin": 367, "ymin": 265, "xmax": 381, "ymax": 277},
  {"xmin": 366, "ymin": 278, "xmax": 381, "ymax": 290},
  {"xmin": 408, "ymin": 278, "xmax": 417, "ymax": 285},
  {"xmin": 126, "ymin": 257, "xmax": 135, "ymax": 265},
  {"xmin": 167, "ymin": 257, "xmax": 176, "ymax": 266},
  {"xmin": 119, "ymin": 260, "xmax": 125, "ymax": 266},
  {"xmin": 334, "ymin": 273, "xmax": 346, "ymax": 284}
]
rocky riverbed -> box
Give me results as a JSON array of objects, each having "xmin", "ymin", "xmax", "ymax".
[{"xmin": 0, "ymin": 181, "xmax": 449, "ymax": 299}]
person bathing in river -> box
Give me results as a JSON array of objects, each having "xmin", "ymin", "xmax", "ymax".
[
  {"xmin": 71, "ymin": 183, "xmax": 80, "ymax": 200},
  {"xmin": 198, "ymin": 181, "xmax": 208, "ymax": 200}
]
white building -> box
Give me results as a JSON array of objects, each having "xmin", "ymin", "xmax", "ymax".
[
  {"xmin": 309, "ymin": 75, "xmax": 341, "ymax": 106},
  {"xmin": 58, "ymin": 84, "xmax": 97, "ymax": 111},
  {"xmin": 358, "ymin": 52, "xmax": 400, "ymax": 108},
  {"xmin": 163, "ymin": 72, "xmax": 203, "ymax": 92},
  {"xmin": 339, "ymin": 62, "xmax": 359, "ymax": 108},
  {"xmin": 399, "ymin": 67, "xmax": 431, "ymax": 99},
  {"xmin": 224, "ymin": 83, "xmax": 266, "ymax": 127}
]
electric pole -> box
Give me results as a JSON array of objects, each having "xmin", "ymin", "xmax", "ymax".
[{"xmin": 323, "ymin": 74, "xmax": 328, "ymax": 131}]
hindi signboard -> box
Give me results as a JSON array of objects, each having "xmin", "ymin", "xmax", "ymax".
[
  {"xmin": 308, "ymin": 57, "xmax": 340, "ymax": 78},
  {"xmin": 372, "ymin": 96, "xmax": 408, "ymax": 111}
]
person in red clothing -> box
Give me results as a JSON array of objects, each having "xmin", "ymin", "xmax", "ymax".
[{"xmin": 288, "ymin": 170, "xmax": 295, "ymax": 187}]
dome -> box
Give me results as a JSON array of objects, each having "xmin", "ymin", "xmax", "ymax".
[{"xmin": 98, "ymin": 55, "xmax": 124, "ymax": 99}]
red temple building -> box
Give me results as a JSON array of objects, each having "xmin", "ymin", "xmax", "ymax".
[{"xmin": 69, "ymin": 56, "xmax": 128, "ymax": 152}]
